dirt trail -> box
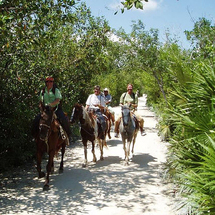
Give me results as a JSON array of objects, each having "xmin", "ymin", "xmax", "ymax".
[{"xmin": 0, "ymin": 95, "xmax": 178, "ymax": 215}]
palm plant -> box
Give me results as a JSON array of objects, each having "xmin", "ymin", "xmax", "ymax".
[{"xmin": 165, "ymin": 64, "xmax": 215, "ymax": 213}]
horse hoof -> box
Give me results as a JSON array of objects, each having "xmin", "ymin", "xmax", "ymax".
[
  {"xmin": 43, "ymin": 184, "xmax": 50, "ymax": 191},
  {"xmin": 82, "ymin": 163, "xmax": 87, "ymax": 168},
  {"xmin": 51, "ymin": 168, "xmax": 54, "ymax": 174},
  {"xmin": 59, "ymin": 169, "xmax": 63, "ymax": 174},
  {"xmin": 39, "ymin": 172, "xmax": 45, "ymax": 178},
  {"xmin": 100, "ymin": 157, "xmax": 104, "ymax": 161}
]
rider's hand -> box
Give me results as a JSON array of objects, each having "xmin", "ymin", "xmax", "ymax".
[{"xmin": 127, "ymin": 102, "xmax": 132, "ymax": 107}]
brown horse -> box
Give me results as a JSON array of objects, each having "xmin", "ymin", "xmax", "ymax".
[
  {"xmin": 103, "ymin": 107, "xmax": 115, "ymax": 139},
  {"xmin": 70, "ymin": 103, "xmax": 109, "ymax": 167},
  {"xmin": 33, "ymin": 104, "xmax": 68, "ymax": 191}
]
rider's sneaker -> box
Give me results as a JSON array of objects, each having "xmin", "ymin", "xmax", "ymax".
[
  {"xmin": 114, "ymin": 133, "xmax": 119, "ymax": 138},
  {"xmin": 141, "ymin": 131, "xmax": 146, "ymax": 136}
]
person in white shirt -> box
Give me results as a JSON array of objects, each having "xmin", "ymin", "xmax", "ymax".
[
  {"xmin": 85, "ymin": 85, "xmax": 106, "ymax": 132},
  {"xmin": 85, "ymin": 85, "xmax": 105, "ymax": 111}
]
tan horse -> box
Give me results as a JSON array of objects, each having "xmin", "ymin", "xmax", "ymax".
[{"xmin": 119, "ymin": 105, "xmax": 138, "ymax": 165}]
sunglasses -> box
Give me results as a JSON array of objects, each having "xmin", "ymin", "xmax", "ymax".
[{"xmin": 46, "ymin": 81, "xmax": 53, "ymax": 83}]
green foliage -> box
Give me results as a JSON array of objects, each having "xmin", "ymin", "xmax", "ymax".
[
  {"xmin": 1, "ymin": 1, "xmax": 215, "ymax": 213},
  {"xmin": 120, "ymin": 0, "xmax": 147, "ymax": 12},
  {"xmin": 0, "ymin": 0, "xmax": 112, "ymax": 170}
]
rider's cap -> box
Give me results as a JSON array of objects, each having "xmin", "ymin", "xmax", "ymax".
[
  {"xmin": 103, "ymin": 88, "xmax": 109, "ymax": 92},
  {"xmin": 45, "ymin": 76, "xmax": 54, "ymax": 82},
  {"xmin": 127, "ymin": 84, "xmax": 133, "ymax": 90},
  {"xmin": 94, "ymin": 85, "xmax": 100, "ymax": 90}
]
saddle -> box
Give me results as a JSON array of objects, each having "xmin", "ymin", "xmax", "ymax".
[
  {"xmin": 131, "ymin": 113, "xmax": 139, "ymax": 130},
  {"xmin": 95, "ymin": 109, "xmax": 107, "ymax": 132},
  {"xmin": 53, "ymin": 114, "xmax": 69, "ymax": 145}
]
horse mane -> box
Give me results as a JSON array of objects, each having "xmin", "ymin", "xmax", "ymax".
[{"xmin": 81, "ymin": 105, "xmax": 95, "ymax": 127}]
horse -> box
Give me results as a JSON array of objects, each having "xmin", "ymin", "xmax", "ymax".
[
  {"xmin": 103, "ymin": 107, "xmax": 115, "ymax": 139},
  {"xmin": 119, "ymin": 105, "xmax": 138, "ymax": 165},
  {"xmin": 32, "ymin": 104, "xmax": 68, "ymax": 191},
  {"xmin": 70, "ymin": 103, "xmax": 109, "ymax": 167}
]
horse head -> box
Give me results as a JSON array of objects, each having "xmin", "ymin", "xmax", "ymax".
[
  {"xmin": 39, "ymin": 105, "xmax": 55, "ymax": 142},
  {"xmin": 70, "ymin": 103, "xmax": 84, "ymax": 124},
  {"xmin": 121, "ymin": 105, "xmax": 131, "ymax": 127}
]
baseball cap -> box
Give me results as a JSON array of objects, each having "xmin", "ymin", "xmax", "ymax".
[{"xmin": 45, "ymin": 76, "xmax": 54, "ymax": 82}]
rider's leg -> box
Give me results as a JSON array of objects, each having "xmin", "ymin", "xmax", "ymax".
[
  {"xmin": 55, "ymin": 108, "xmax": 71, "ymax": 138},
  {"xmin": 135, "ymin": 112, "xmax": 146, "ymax": 136},
  {"xmin": 114, "ymin": 113, "xmax": 122, "ymax": 138}
]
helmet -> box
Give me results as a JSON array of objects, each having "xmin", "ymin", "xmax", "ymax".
[
  {"xmin": 45, "ymin": 76, "xmax": 54, "ymax": 82},
  {"xmin": 103, "ymin": 88, "xmax": 109, "ymax": 92}
]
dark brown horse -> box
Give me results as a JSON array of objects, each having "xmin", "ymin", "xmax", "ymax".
[
  {"xmin": 70, "ymin": 103, "xmax": 109, "ymax": 167},
  {"xmin": 32, "ymin": 104, "xmax": 68, "ymax": 191}
]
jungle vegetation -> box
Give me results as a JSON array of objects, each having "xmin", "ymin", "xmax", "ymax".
[{"xmin": 1, "ymin": 1, "xmax": 215, "ymax": 214}]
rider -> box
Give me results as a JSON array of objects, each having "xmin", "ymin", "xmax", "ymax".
[
  {"xmin": 85, "ymin": 85, "xmax": 106, "ymax": 131},
  {"xmin": 114, "ymin": 83, "xmax": 146, "ymax": 138},
  {"xmin": 103, "ymin": 88, "xmax": 112, "ymax": 107},
  {"xmin": 103, "ymin": 88, "xmax": 115, "ymax": 117},
  {"xmin": 32, "ymin": 76, "xmax": 71, "ymax": 140}
]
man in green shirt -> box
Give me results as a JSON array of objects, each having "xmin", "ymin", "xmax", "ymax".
[{"xmin": 114, "ymin": 84, "xmax": 146, "ymax": 137}]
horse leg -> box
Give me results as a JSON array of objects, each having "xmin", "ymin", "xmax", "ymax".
[
  {"xmin": 43, "ymin": 150, "xmax": 55, "ymax": 191},
  {"xmin": 122, "ymin": 139, "xmax": 128, "ymax": 163},
  {"xmin": 125, "ymin": 140, "xmax": 130, "ymax": 165},
  {"xmin": 131, "ymin": 132, "xmax": 138, "ymax": 156},
  {"xmin": 112, "ymin": 114, "xmax": 115, "ymax": 125},
  {"xmin": 127, "ymin": 140, "xmax": 132, "ymax": 161},
  {"xmin": 51, "ymin": 161, "xmax": 54, "ymax": 174},
  {"xmin": 98, "ymin": 139, "xmax": 104, "ymax": 161},
  {"xmin": 91, "ymin": 140, "xmax": 97, "ymax": 163},
  {"xmin": 59, "ymin": 142, "xmax": 66, "ymax": 173},
  {"xmin": 36, "ymin": 149, "xmax": 45, "ymax": 178},
  {"xmin": 108, "ymin": 120, "xmax": 111, "ymax": 139},
  {"xmin": 82, "ymin": 140, "xmax": 88, "ymax": 167}
]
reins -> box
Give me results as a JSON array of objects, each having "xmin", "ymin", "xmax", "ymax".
[{"xmin": 39, "ymin": 113, "xmax": 55, "ymax": 152}]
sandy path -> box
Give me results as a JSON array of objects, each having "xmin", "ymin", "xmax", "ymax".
[{"xmin": 0, "ymin": 96, "xmax": 177, "ymax": 215}]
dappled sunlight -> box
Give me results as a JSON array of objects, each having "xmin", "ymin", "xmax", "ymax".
[
  {"xmin": 0, "ymin": 148, "xmax": 167, "ymax": 214},
  {"xmin": 0, "ymin": 97, "xmax": 175, "ymax": 215}
]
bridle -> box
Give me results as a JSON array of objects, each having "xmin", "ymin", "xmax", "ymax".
[{"xmin": 39, "ymin": 111, "xmax": 55, "ymax": 152}]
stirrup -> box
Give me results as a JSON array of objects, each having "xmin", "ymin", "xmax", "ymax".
[{"xmin": 59, "ymin": 125, "xmax": 66, "ymax": 140}]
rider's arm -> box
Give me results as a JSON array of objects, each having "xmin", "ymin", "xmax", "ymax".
[
  {"xmin": 130, "ymin": 103, "xmax": 137, "ymax": 108},
  {"xmin": 130, "ymin": 94, "xmax": 138, "ymax": 110},
  {"xmin": 49, "ymin": 98, "xmax": 60, "ymax": 107},
  {"xmin": 120, "ymin": 93, "xmax": 126, "ymax": 105}
]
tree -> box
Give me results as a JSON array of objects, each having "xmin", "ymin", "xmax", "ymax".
[{"xmin": 185, "ymin": 18, "xmax": 215, "ymax": 62}]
